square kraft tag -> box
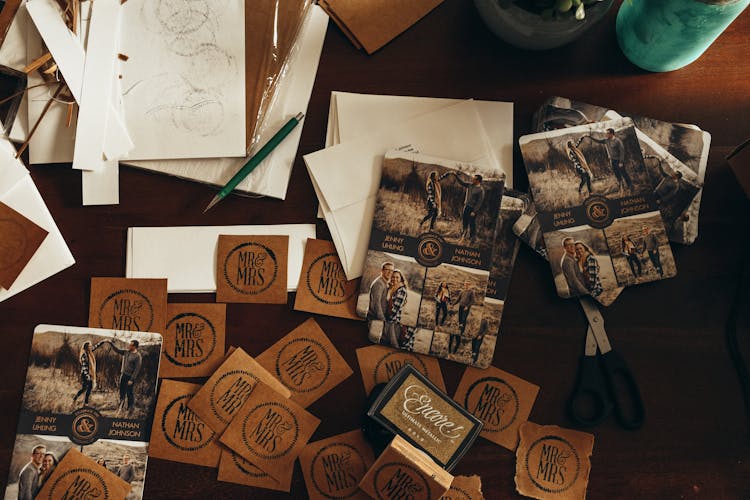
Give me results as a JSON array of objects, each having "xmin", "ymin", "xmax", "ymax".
[
  {"xmin": 35, "ymin": 448, "xmax": 131, "ymax": 500},
  {"xmin": 359, "ymin": 435, "xmax": 453, "ymax": 500},
  {"xmin": 355, "ymin": 345, "xmax": 446, "ymax": 395},
  {"xmin": 217, "ymin": 447, "xmax": 293, "ymax": 492},
  {"xmin": 256, "ymin": 318, "xmax": 353, "ymax": 408},
  {"xmin": 299, "ymin": 429, "xmax": 375, "ymax": 500},
  {"xmin": 188, "ymin": 347, "xmax": 291, "ymax": 434},
  {"xmin": 515, "ymin": 422, "xmax": 594, "ymax": 500},
  {"xmin": 160, "ymin": 303, "xmax": 226, "ymax": 378},
  {"xmin": 149, "ymin": 380, "xmax": 222, "ymax": 468},
  {"xmin": 216, "ymin": 234, "xmax": 288, "ymax": 304},
  {"xmin": 446, "ymin": 475, "xmax": 484, "ymax": 500},
  {"xmin": 219, "ymin": 381, "xmax": 321, "ymax": 480},
  {"xmin": 453, "ymin": 366, "xmax": 539, "ymax": 451},
  {"xmin": 294, "ymin": 239, "xmax": 362, "ymax": 320},
  {"xmin": 88, "ymin": 277, "xmax": 168, "ymax": 334},
  {"xmin": 0, "ymin": 201, "xmax": 48, "ymax": 290}
]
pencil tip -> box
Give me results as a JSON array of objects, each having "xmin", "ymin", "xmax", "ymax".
[{"xmin": 203, "ymin": 196, "xmax": 220, "ymax": 213}]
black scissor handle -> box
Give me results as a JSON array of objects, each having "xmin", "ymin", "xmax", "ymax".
[
  {"xmin": 567, "ymin": 355, "xmax": 614, "ymax": 427},
  {"xmin": 600, "ymin": 350, "xmax": 645, "ymax": 430}
]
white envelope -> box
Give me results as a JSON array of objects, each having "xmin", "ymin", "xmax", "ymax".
[
  {"xmin": 125, "ymin": 224, "xmax": 316, "ymax": 293},
  {"xmin": 0, "ymin": 137, "xmax": 75, "ymax": 302},
  {"xmin": 304, "ymin": 99, "xmax": 501, "ymax": 280}
]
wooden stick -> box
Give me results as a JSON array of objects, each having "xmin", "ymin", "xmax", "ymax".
[
  {"xmin": 0, "ymin": 81, "xmax": 56, "ymax": 107},
  {"xmin": 23, "ymin": 52, "xmax": 53, "ymax": 74},
  {"xmin": 66, "ymin": 103, "xmax": 74, "ymax": 127},
  {"xmin": 16, "ymin": 83, "xmax": 65, "ymax": 159}
]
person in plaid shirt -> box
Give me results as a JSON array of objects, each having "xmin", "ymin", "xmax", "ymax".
[
  {"xmin": 420, "ymin": 171, "xmax": 451, "ymax": 231},
  {"xmin": 566, "ymin": 139, "xmax": 593, "ymax": 195},
  {"xmin": 575, "ymin": 241, "xmax": 603, "ymax": 297},
  {"xmin": 73, "ymin": 339, "xmax": 107, "ymax": 405},
  {"xmin": 384, "ymin": 270, "xmax": 409, "ymax": 348}
]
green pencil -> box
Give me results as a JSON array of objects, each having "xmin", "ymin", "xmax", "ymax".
[{"xmin": 203, "ymin": 112, "xmax": 305, "ymax": 213}]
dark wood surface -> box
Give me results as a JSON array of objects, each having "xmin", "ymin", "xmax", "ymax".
[{"xmin": 2, "ymin": 0, "xmax": 750, "ymax": 498}]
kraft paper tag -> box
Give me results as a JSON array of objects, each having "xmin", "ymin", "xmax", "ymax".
[
  {"xmin": 256, "ymin": 318, "xmax": 353, "ymax": 408},
  {"xmin": 515, "ymin": 422, "xmax": 594, "ymax": 500},
  {"xmin": 359, "ymin": 435, "xmax": 453, "ymax": 500},
  {"xmin": 355, "ymin": 345, "xmax": 446, "ymax": 395},
  {"xmin": 299, "ymin": 429, "xmax": 375, "ymax": 500},
  {"xmin": 219, "ymin": 381, "xmax": 321, "ymax": 480},
  {"xmin": 453, "ymin": 366, "xmax": 539, "ymax": 451},
  {"xmin": 445, "ymin": 475, "xmax": 484, "ymax": 500},
  {"xmin": 160, "ymin": 303, "xmax": 226, "ymax": 378},
  {"xmin": 217, "ymin": 447, "xmax": 293, "ymax": 492},
  {"xmin": 216, "ymin": 234, "xmax": 288, "ymax": 304},
  {"xmin": 35, "ymin": 448, "xmax": 131, "ymax": 500},
  {"xmin": 294, "ymin": 239, "xmax": 362, "ymax": 320},
  {"xmin": 149, "ymin": 380, "xmax": 222, "ymax": 468},
  {"xmin": 0, "ymin": 201, "xmax": 48, "ymax": 290},
  {"xmin": 188, "ymin": 347, "xmax": 291, "ymax": 434},
  {"xmin": 88, "ymin": 277, "xmax": 168, "ymax": 334}
]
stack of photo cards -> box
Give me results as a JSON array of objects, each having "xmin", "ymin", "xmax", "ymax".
[
  {"xmin": 3, "ymin": 325, "xmax": 163, "ymax": 500},
  {"xmin": 534, "ymin": 96, "xmax": 710, "ymax": 245},
  {"xmin": 519, "ymin": 118, "xmax": 677, "ymax": 300}
]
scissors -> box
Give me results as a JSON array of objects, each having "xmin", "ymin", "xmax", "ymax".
[{"xmin": 567, "ymin": 297, "xmax": 645, "ymax": 430}]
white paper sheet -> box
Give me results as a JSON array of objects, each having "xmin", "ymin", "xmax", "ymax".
[
  {"xmin": 122, "ymin": 5, "xmax": 329, "ymax": 199},
  {"xmin": 125, "ymin": 224, "xmax": 316, "ymax": 293},
  {"xmin": 304, "ymin": 100, "xmax": 500, "ymax": 280},
  {"xmin": 0, "ymin": 137, "xmax": 75, "ymax": 302},
  {"xmin": 119, "ymin": 0, "xmax": 246, "ymax": 160}
]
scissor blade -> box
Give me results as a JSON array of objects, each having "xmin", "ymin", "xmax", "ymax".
[{"xmin": 579, "ymin": 297, "xmax": 612, "ymax": 354}]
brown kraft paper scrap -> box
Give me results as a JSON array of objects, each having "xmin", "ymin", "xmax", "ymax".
[
  {"xmin": 216, "ymin": 234, "xmax": 288, "ymax": 304},
  {"xmin": 256, "ymin": 318, "xmax": 353, "ymax": 408},
  {"xmin": 0, "ymin": 201, "xmax": 48, "ymax": 290},
  {"xmin": 88, "ymin": 277, "xmax": 168, "ymax": 334},
  {"xmin": 453, "ymin": 366, "xmax": 539, "ymax": 451},
  {"xmin": 35, "ymin": 448, "xmax": 131, "ymax": 500},
  {"xmin": 160, "ymin": 303, "xmax": 226, "ymax": 379},
  {"xmin": 294, "ymin": 239, "xmax": 362, "ymax": 320},
  {"xmin": 444, "ymin": 475, "xmax": 484, "ymax": 500},
  {"xmin": 355, "ymin": 345, "xmax": 446, "ymax": 395},
  {"xmin": 219, "ymin": 381, "xmax": 321, "ymax": 481},
  {"xmin": 217, "ymin": 447, "xmax": 294, "ymax": 493},
  {"xmin": 299, "ymin": 429, "xmax": 375, "ymax": 500},
  {"xmin": 359, "ymin": 435, "xmax": 453, "ymax": 500},
  {"xmin": 515, "ymin": 422, "xmax": 594, "ymax": 500},
  {"xmin": 188, "ymin": 347, "xmax": 291, "ymax": 434},
  {"xmin": 149, "ymin": 380, "xmax": 222, "ymax": 468}
]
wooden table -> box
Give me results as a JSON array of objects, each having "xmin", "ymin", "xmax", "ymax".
[{"xmin": 2, "ymin": 1, "xmax": 749, "ymax": 498}]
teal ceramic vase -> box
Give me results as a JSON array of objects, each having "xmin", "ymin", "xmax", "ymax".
[{"xmin": 616, "ymin": 0, "xmax": 749, "ymax": 72}]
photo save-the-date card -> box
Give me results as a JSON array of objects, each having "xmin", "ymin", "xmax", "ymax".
[
  {"xmin": 519, "ymin": 118, "xmax": 676, "ymax": 300},
  {"xmin": 356, "ymin": 151, "xmax": 505, "ymax": 367},
  {"xmin": 4, "ymin": 325, "xmax": 163, "ymax": 500}
]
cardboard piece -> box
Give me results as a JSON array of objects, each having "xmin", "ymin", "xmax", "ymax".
[
  {"xmin": 188, "ymin": 347, "xmax": 291, "ymax": 435},
  {"xmin": 217, "ymin": 447, "xmax": 294, "ymax": 492},
  {"xmin": 148, "ymin": 380, "xmax": 222, "ymax": 468},
  {"xmin": 219, "ymin": 381, "xmax": 321, "ymax": 481},
  {"xmin": 319, "ymin": 0, "xmax": 443, "ymax": 54},
  {"xmin": 299, "ymin": 429, "xmax": 375, "ymax": 500},
  {"xmin": 88, "ymin": 277, "xmax": 168, "ymax": 334},
  {"xmin": 446, "ymin": 475, "xmax": 484, "ymax": 500},
  {"xmin": 0, "ymin": 200, "xmax": 48, "ymax": 289},
  {"xmin": 355, "ymin": 345, "xmax": 445, "ymax": 395},
  {"xmin": 359, "ymin": 435, "xmax": 453, "ymax": 500},
  {"xmin": 256, "ymin": 318, "xmax": 353, "ymax": 408},
  {"xmin": 453, "ymin": 366, "xmax": 539, "ymax": 451},
  {"xmin": 160, "ymin": 303, "xmax": 226, "ymax": 379},
  {"xmin": 294, "ymin": 239, "xmax": 362, "ymax": 320},
  {"xmin": 35, "ymin": 448, "xmax": 131, "ymax": 500},
  {"xmin": 216, "ymin": 234, "xmax": 289, "ymax": 304},
  {"xmin": 515, "ymin": 422, "xmax": 594, "ymax": 500}
]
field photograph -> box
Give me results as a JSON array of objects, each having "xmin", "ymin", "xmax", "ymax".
[
  {"xmin": 86, "ymin": 439, "xmax": 148, "ymax": 500},
  {"xmin": 604, "ymin": 212, "xmax": 677, "ymax": 287},
  {"xmin": 23, "ymin": 329, "xmax": 162, "ymax": 420},
  {"xmin": 535, "ymin": 96, "xmax": 610, "ymax": 132},
  {"xmin": 356, "ymin": 251, "xmax": 425, "ymax": 326},
  {"xmin": 513, "ymin": 201, "xmax": 548, "ymax": 259},
  {"xmin": 624, "ymin": 113, "xmax": 707, "ymax": 175},
  {"xmin": 521, "ymin": 120, "xmax": 652, "ymax": 212},
  {"xmin": 545, "ymin": 225, "xmax": 618, "ymax": 298},
  {"xmin": 418, "ymin": 264, "xmax": 488, "ymax": 334},
  {"xmin": 373, "ymin": 155, "xmax": 504, "ymax": 252}
]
